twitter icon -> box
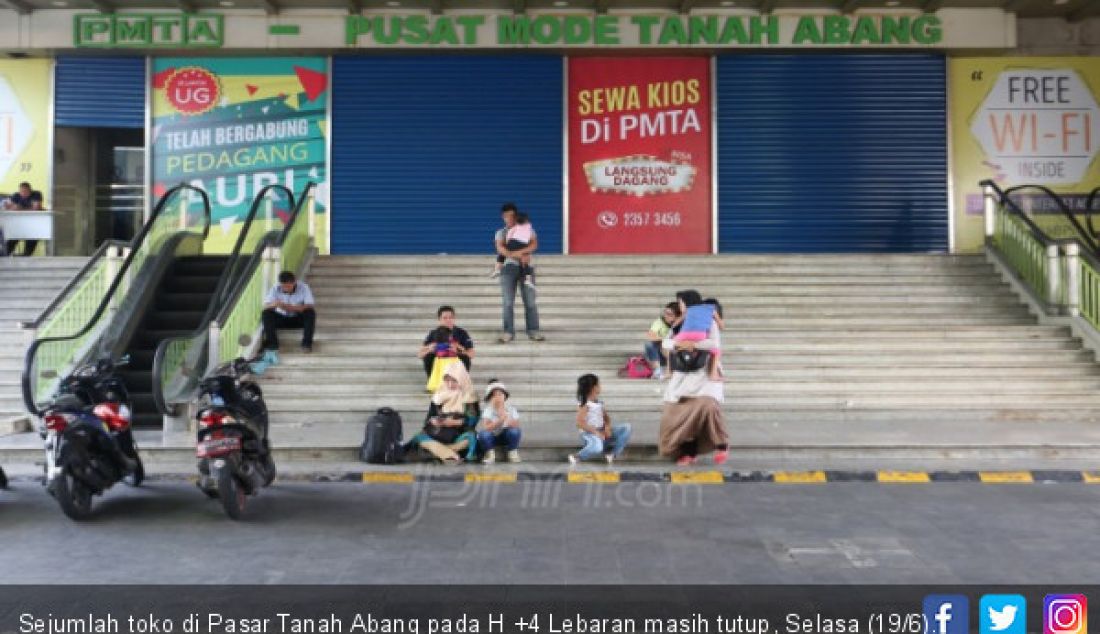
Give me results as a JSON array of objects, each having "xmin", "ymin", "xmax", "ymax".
[{"xmin": 981, "ymin": 595, "xmax": 1027, "ymax": 634}]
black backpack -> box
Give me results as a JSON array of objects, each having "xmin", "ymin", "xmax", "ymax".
[{"xmin": 360, "ymin": 407, "xmax": 404, "ymax": 464}]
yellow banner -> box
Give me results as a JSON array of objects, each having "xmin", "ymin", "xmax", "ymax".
[
  {"xmin": 0, "ymin": 60, "xmax": 51, "ymax": 201},
  {"xmin": 950, "ymin": 57, "xmax": 1100, "ymax": 252}
]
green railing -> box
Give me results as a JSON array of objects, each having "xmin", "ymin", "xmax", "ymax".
[
  {"xmin": 1079, "ymin": 255, "xmax": 1100, "ymax": 332},
  {"xmin": 23, "ymin": 241, "xmax": 123, "ymax": 402},
  {"xmin": 992, "ymin": 204, "xmax": 1055, "ymax": 305},
  {"xmin": 214, "ymin": 184, "xmax": 316, "ymax": 367},
  {"xmin": 22, "ymin": 185, "xmax": 212, "ymax": 415},
  {"xmin": 152, "ymin": 185, "xmax": 297, "ymax": 415}
]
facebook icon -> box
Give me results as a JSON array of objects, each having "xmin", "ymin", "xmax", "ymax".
[{"xmin": 924, "ymin": 595, "xmax": 970, "ymax": 634}]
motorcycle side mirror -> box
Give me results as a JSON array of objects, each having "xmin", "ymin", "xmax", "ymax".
[
  {"xmin": 118, "ymin": 354, "xmax": 131, "ymax": 366},
  {"xmin": 40, "ymin": 370, "xmax": 58, "ymax": 379},
  {"xmin": 237, "ymin": 333, "xmax": 252, "ymax": 347}
]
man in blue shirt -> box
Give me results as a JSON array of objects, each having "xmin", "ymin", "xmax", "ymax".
[
  {"xmin": 4, "ymin": 182, "xmax": 43, "ymax": 256},
  {"xmin": 262, "ymin": 270, "xmax": 316, "ymax": 353}
]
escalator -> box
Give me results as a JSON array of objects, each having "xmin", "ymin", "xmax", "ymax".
[
  {"xmin": 118, "ymin": 255, "xmax": 230, "ymax": 427},
  {"xmin": 23, "ymin": 183, "xmax": 309, "ymax": 429}
]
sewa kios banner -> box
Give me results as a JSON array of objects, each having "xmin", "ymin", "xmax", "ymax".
[
  {"xmin": 151, "ymin": 57, "xmax": 329, "ymax": 252},
  {"xmin": 568, "ymin": 57, "xmax": 712, "ymax": 254}
]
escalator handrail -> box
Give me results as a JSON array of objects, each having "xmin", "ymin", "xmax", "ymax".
[
  {"xmin": 21, "ymin": 184, "xmax": 212, "ymax": 416},
  {"xmin": 213, "ymin": 182, "xmax": 316, "ymax": 327},
  {"xmin": 150, "ymin": 184, "xmax": 299, "ymax": 414},
  {"xmin": 20, "ymin": 238, "xmax": 129, "ymax": 330},
  {"xmin": 983, "ymin": 179, "xmax": 1098, "ymax": 253},
  {"xmin": 1085, "ymin": 186, "xmax": 1100, "ymax": 240}
]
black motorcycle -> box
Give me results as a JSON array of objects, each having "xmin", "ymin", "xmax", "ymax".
[
  {"xmin": 0, "ymin": 465, "xmax": 7, "ymax": 489},
  {"xmin": 41, "ymin": 356, "xmax": 144, "ymax": 520},
  {"xmin": 195, "ymin": 357, "xmax": 275, "ymax": 519}
]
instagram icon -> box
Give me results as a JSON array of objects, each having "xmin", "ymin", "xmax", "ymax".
[{"xmin": 1045, "ymin": 595, "xmax": 1088, "ymax": 634}]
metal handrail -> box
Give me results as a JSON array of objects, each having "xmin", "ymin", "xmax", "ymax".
[
  {"xmin": 989, "ymin": 181, "xmax": 1099, "ymax": 253},
  {"xmin": 981, "ymin": 180, "xmax": 1061, "ymax": 247},
  {"xmin": 150, "ymin": 184, "xmax": 297, "ymax": 414},
  {"xmin": 21, "ymin": 184, "xmax": 212, "ymax": 416},
  {"xmin": 21, "ymin": 239, "xmax": 128, "ymax": 330},
  {"xmin": 213, "ymin": 182, "xmax": 316, "ymax": 326}
]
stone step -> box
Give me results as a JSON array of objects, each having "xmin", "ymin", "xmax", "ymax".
[
  {"xmin": 261, "ymin": 393, "xmax": 1100, "ymax": 412},
  {"xmin": 262, "ymin": 365, "xmax": 1100, "ymax": 381},
  {"xmin": 301, "ymin": 318, "xmax": 1040, "ymax": 332},
  {"xmin": 302, "ymin": 325, "xmax": 1072, "ymax": 342},
  {"xmin": 315, "ymin": 295, "xmax": 1026, "ymax": 308},
  {"xmin": 264, "ymin": 407, "xmax": 1100, "ymax": 430},
  {"xmin": 273, "ymin": 349, "xmax": 1093, "ymax": 365},
  {"xmin": 295, "ymin": 339, "xmax": 1083, "ymax": 354},
  {"xmin": 310, "ymin": 277, "xmax": 1009, "ymax": 289},
  {"xmin": 316, "ymin": 307, "xmax": 1032, "ymax": 321},
  {"xmin": 258, "ymin": 379, "xmax": 1100, "ymax": 399}
]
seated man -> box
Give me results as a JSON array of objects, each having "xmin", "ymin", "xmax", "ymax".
[
  {"xmin": 417, "ymin": 305, "xmax": 475, "ymax": 378},
  {"xmin": 4, "ymin": 181, "xmax": 44, "ymax": 256},
  {"xmin": 261, "ymin": 271, "xmax": 316, "ymax": 357}
]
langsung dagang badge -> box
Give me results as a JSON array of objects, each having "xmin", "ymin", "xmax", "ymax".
[{"xmin": 583, "ymin": 155, "xmax": 697, "ymax": 197}]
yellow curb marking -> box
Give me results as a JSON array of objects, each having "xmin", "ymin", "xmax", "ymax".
[
  {"xmin": 979, "ymin": 471, "xmax": 1034, "ymax": 484},
  {"xmin": 362, "ymin": 472, "xmax": 415, "ymax": 484},
  {"xmin": 1082, "ymin": 472, "xmax": 1100, "ymax": 484},
  {"xmin": 670, "ymin": 471, "xmax": 725, "ymax": 484},
  {"xmin": 774, "ymin": 470, "xmax": 827, "ymax": 484},
  {"xmin": 465, "ymin": 473, "xmax": 518, "ymax": 484},
  {"xmin": 568, "ymin": 472, "xmax": 621, "ymax": 484},
  {"xmin": 877, "ymin": 471, "xmax": 931, "ymax": 484}
]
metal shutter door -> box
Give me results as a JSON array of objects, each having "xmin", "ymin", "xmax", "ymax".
[
  {"xmin": 55, "ymin": 57, "xmax": 146, "ymax": 128},
  {"xmin": 717, "ymin": 54, "xmax": 948, "ymax": 253},
  {"xmin": 331, "ymin": 56, "xmax": 563, "ymax": 254}
]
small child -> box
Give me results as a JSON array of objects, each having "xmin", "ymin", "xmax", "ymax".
[
  {"xmin": 568, "ymin": 374, "xmax": 632, "ymax": 466},
  {"xmin": 478, "ymin": 379, "xmax": 522, "ymax": 464},
  {"xmin": 490, "ymin": 211, "xmax": 537, "ymax": 289}
]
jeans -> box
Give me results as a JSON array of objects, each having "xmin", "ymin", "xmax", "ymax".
[
  {"xmin": 262, "ymin": 308, "xmax": 316, "ymax": 350},
  {"xmin": 500, "ymin": 262, "xmax": 540, "ymax": 336},
  {"xmin": 577, "ymin": 424, "xmax": 632, "ymax": 460},
  {"xmin": 478, "ymin": 427, "xmax": 522, "ymax": 452},
  {"xmin": 643, "ymin": 341, "xmax": 665, "ymax": 365}
]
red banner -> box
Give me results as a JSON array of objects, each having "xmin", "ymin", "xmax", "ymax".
[{"xmin": 568, "ymin": 57, "xmax": 712, "ymax": 254}]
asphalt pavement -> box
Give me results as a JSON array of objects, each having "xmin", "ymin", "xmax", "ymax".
[{"xmin": 2, "ymin": 478, "xmax": 1100, "ymax": 584}]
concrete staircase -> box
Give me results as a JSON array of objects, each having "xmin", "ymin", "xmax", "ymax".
[
  {"xmin": 0, "ymin": 258, "xmax": 88, "ymax": 424},
  {"xmin": 254, "ymin": 254, "xmax": 1100, "ymax": 460}
]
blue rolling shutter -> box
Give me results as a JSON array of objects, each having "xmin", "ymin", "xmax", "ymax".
[
  {"xmin": 716, "ymin": 54, "xmax": 947, "ymax": 252},
  {"xmin": 331, "ymin": 56, "xmax": 563, "ymax": 254},
  {"xmin": 55, "ymin": 57, "xmax": 146, "ymax": 128}
]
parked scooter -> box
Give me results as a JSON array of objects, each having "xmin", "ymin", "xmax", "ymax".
[
  {"xmin": 195, "ymin": 357, "xmax": 275, "ymax": 519},
  {"xmin": 40, "ymin": 356, "xmax": 143, "ymax": 520}
]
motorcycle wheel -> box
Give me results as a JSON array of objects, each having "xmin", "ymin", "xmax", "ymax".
[
  {"xmin": 126, "ymin": 455, "xmax": 144, "ymax": 487},
  {"xmin": 54, "ymin": 472, "xmax": 93, "ymax": 520},
  {"xmin": 0, "ymin": 466, "xmax": 8, "ymax": 489},
  {"xmin": 262, "ymin": 455, "xmax": 277, "ymax": 487},
  {"xmin": 217, "ymin": 467, "xmax": 246, "ymax": 520}
]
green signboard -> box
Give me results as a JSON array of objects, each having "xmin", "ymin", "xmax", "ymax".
[
  {"xmin": 74, "ymin": 13, "xmax": 224, "ymax": 48},
  {"xmin": 344, "ymin": 13, "xmax": 944, "ymax": 47}
]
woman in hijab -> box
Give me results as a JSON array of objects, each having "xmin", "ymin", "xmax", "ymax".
[
  {"xmin": 406, "ymin": 362, "xmax": 481, "ymax": 463},
  {"xmin": 658, "ymin": 289, "xmax": 730, "ymax": 466}
]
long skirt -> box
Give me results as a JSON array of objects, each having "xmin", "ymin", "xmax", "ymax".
[{"xmin": 658, "ymin": 396, "xmax": 728, "ymax": 458}]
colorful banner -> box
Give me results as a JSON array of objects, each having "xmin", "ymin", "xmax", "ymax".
[
  {"xmin": 950, "ymin": 57, "xmax": 1100, "ymax": 252},
  {"xmin": 0, "ymin": 60, "xmax": 51, "ymax": 202},
  {"xmin": 568, "ymin": 57, "xmax": 711, "ymax": 253},
  {"xmin": 151, "ymin": 57, "xmax": 329, "ymax": 252}
]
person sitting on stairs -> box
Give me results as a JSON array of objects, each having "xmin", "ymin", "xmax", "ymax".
[{"xmin": 260, "ymin": 271, "xmax": 316, "ymax": 366}]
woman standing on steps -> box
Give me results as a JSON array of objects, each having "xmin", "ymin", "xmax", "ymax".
[{"xmin": 658, "ymin": 290, "xmax": 730, "ymax": 466}]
